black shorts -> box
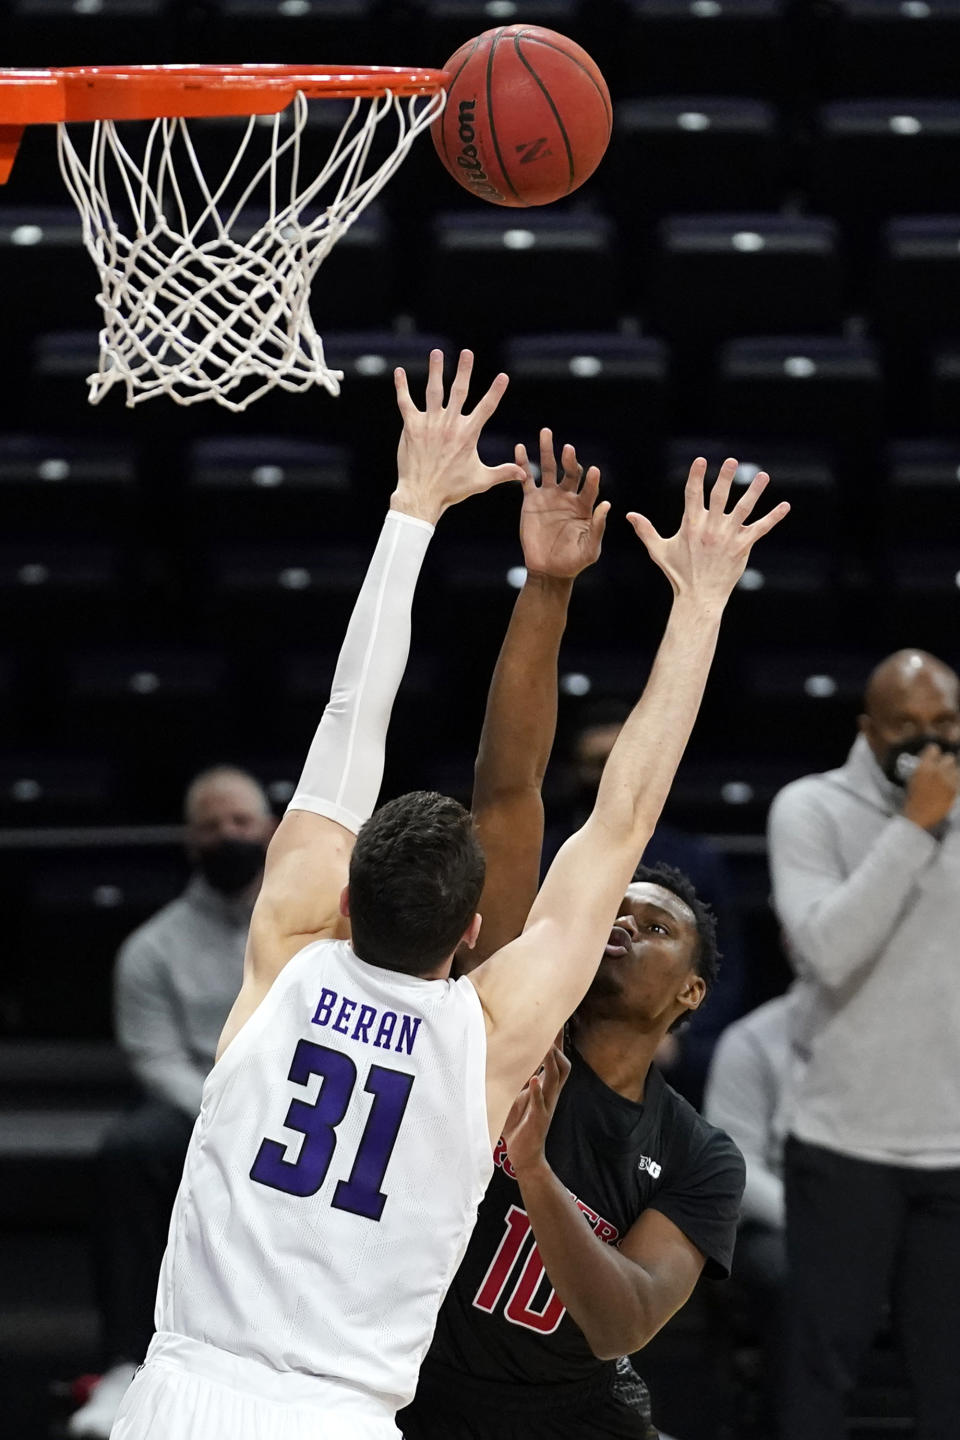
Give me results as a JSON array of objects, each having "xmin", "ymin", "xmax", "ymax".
[{"xmin": 398, "ymin": 1358, "xmax": 658, "ymax": 1440}]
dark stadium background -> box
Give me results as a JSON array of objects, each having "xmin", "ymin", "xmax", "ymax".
[{"xmin": 2, "ymin": 1, "xmax": 956, "ymax": 1434}]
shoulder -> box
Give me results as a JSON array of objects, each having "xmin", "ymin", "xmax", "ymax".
[
  {"xmin": 769, "ymin": 768, "xmax": 838, "ymax": 819},
  {"xmin": 647, "ymin": 1078, "xmax": 745, "ymax": 1278},
  {"xmin": 659, "ymin": 1079, "xmax": 746, "ymax": 1189}
]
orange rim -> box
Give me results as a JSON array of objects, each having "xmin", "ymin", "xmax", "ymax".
[{"xmin": 0, "ymin": 64, "xmax": 449, "ymax": 124}]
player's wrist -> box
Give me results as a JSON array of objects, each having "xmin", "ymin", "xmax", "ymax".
[
  {"xmin": 669, "ymin": 590, "xmax": 727, "ymax": 623},
  {"xmin": 511, "ymin": 1152, "xmax": 553, "ymax": 1185},
  {"xmin": 389, "ymin": 486, "xmax": 445, "ymax": 526},
  {"xmin": 521, "ymin": 570, "xmax": 575, "ymax": 597}
]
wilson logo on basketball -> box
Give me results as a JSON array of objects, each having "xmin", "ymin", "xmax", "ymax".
[
  {"xmin": 515, "ymin": 138, "xmax": 553, "ymax": 165},
  {"xmin": 455, "ymin": 99, "xmax": 504, "ymax": 203}
]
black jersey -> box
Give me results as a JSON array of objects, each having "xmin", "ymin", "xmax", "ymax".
[{"xmin": 421, "ymin": 1045, "xmax": 744, "ymax": 1388}]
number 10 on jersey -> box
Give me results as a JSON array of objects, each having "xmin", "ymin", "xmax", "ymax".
[{"xmin": 250, "ymin": 1039, "xmax": 414, "ymax": 1221}]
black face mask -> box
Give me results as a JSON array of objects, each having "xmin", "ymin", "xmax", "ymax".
[
  {"xmin": 881, "ymin": 734, "xmax": 960, "ymax": 787},
  {"xmin": 195, "ymin": 838, "xmax": 266, "ymax": 895}
]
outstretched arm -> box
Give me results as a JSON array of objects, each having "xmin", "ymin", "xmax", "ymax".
[
  {"xmin": 458, "ymin": 430, "xmax": 608, "ymax": 972},
  {"xmin": 225, "ymin": 352, "xmax": 523, "ymax": 1043},
  {"xmin": 473, "ymin": 458, "xmax": 790, "ymax": 1121}
]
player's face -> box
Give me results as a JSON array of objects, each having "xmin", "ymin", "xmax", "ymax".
[{"xmin": 584, "ymin": 882, "xmax": 705, "ymax": 1028}]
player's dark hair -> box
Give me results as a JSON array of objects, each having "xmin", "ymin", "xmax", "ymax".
[
  {"xmin": 630, "ymin": 861, "xmax": 721, "ymax": 1032},
  {"xmin": 348, "ymin": 791, "xmax": 486, "ymax": 977}
]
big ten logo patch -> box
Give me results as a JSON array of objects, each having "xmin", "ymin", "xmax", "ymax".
[{"xmin": 637, "ymin": 1155, "xmax": 662, "ymax": 1179}]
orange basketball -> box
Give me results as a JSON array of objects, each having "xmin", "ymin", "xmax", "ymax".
[{"xmin": 432, "ymin": 26, "xmax": 612, "ymax": 208}]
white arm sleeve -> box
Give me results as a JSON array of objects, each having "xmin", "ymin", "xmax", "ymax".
[{"xmin": 286, "ymin": 509, "xmax": 434, "ymax": 834}]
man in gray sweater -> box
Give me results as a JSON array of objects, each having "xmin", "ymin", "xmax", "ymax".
[
  {"xmin": 767, "ymin": 649, "xmax": 960, "ymax": 1440},
  {"xmin": 69, "ymin": 766, "xmax": 274, "ymax": 1439}
]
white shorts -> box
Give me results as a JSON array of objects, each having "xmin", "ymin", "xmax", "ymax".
[{"xmin": 111, "ymin": 1332, "xmax": 402, "ymax": 1440}]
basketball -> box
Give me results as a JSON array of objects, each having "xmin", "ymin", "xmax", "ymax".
[{"xmin": 432, "ymin": 26, "xmax": 612, "ymax": 208}]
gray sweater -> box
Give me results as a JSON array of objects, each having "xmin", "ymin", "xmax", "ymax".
[
  {"xmin": 704, "ymin": 989, "xmax": 801, "ymax": 1230},
  {"xmin": 768, "ymin": 734, "xmax": 960, "ymax": 1167},
  {"xmin": 114, "ymin": 875, "xmax": 252, "ymax": 1117}
]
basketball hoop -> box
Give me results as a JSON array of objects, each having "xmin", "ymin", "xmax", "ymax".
[{"xmin": 0, "ymin": 66, "xmax": 447, "ymax": 410}]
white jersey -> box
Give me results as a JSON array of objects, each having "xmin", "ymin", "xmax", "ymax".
[{"xmin": 155, "ymin": 939, "xmax": 492, "ymax": 1411}]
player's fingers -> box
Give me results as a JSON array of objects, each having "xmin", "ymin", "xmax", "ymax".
[
  {"xmin": 590, "ymin": 499, "xmax": 611, "ymax": 545},
  {"xmin": 580, "ymin": 464, "xmax": 601, "ymax": 509},
  {"xmin": 447, "ymin": 348, "xmax": 473, "ymax": 415},
  {"xmin": 554, "ymin": 1046, "xmax": 572, "ymax": 1086},
  {"xmin": 707, "ymin": 457, "xmax": 739, "ymax": 515},
  {"xmin": 560, "ymin": 443, "xmax": 581, "ymax": 492},
  {"xmin": 730, "ymin": 471, "xmax": 770, "ymax": 523},
  {"xmin": 743, "ymin": 499, "xmax": 791, "ymax": 542},
  {"xmin": 468, "ymin": 370, "xmax": 510, "ymax": 428},
  {"xmin": 626, "ymin": 511, "xmax": 663, "ymax": 553},
  {"xmin": 424, "ymin": 348, "xmax": 445, "ymax": 411},
  {"xmin": 684, "ymin": 456, "xmax": 708, "ymax": 515},
  {"xmin": 486, "ymin": 461, "xmax": 528, "ymax": 489},
  {"xmin": 394, "ymin": 367, "xmax": 415, "ymax": 420},
  {"xmin": 516, "ymin": 442, "xmax": 537, "ymax": 491},
  {"xmin": 537, "ymin": 427, "xmax": 557, "ymax": 485}
]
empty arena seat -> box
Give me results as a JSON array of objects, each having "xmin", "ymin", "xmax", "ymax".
[
  {"xmin": 0, "ymin": 655, "xmax": 14, "ymax": 739},
  {"xmin": 61, "ymin": 650, "xmax": 230, "ymax": 776},
  {"xmin": 722, "ymin": 540, "xmax": 847, "ymax": 643},
  {"xmin": 650, "ymin": 215, "xmax": 842, "ymax": 340},
  {"xmin": 606, "ymin": 98, "xmax": 782, "ymax": 217},
  {"xmin": 877, "ymin": 217, "xmax": 960, "ymax": 342},
  {"xmin": 22, "ymin": 849, "xmax": 187, "ymax": 1039},
  {"xmin": 208, "ymin": 541, "xmax": 378, "ymax": 648},
  {"xmin": 716, "ymin": 336, "xmax": 882, "ymax": 439},
  {"xmin": 0, "ymin": 434, "xmax": 137, "ymax": 542},
  {"xmin": 0, "ymin": 208, "xmax": 100, "ymax": 336},
  {"xmin": 419, "ymin": 0, "xmax": 580, "ymax": 65},
  {"xmin": 661, "ymin": 758, "xmax": 806, "ymax": 833},
  {"xmin": 813, "ymin": 0, "xmax": 960, "ymax": 98},
  {"xmin": 421, "ymin": 209, "xmax": 621, "ymax": 339},
  {"xmin": 810, "ymin": 101, "xmax": 960, "ymax": 218},
  {"xmin": 744, "ymin": 649, "xmax": 871, "ymax": 704},
  {"xmin": 741, "ymin": 650, "xmax": 873, "ymax": 762},
  {"xmin": 205, "ymin": 0, "xmax": 375, "ymax": 66},
  {"xmin": 320, "ymin": 330, "xmax": 451, "ymax": 430},
  {"xmin": 0, "ymin": 542, "xmax": 123, "ymax": 643},
  {"xmin": 615, "ymin": 0, "xmax": 786, "ymax": 98},
  {"xmin": 930, "ymin": 344, "xmax": 960, "ymax": 427},
  {"xmin": 188, "ymin": 437, "xmax": 353, "ymax": 540},
  {"xmin": 885, "ymin": 544, "xmax": 960, "ymax": 651},
  {"xmin": 0, "ymin": 754, "xmax": 118, "ymax": 825},
  {"xmin": 501, "ymin": 331, "xmax": 668, "ymax": 432},
  {"xmin": 26, "ymin": 330, "xmax": 103, "ymax": 428},
  {"xmin": 885, "ymin": 439, "xmax": 960, "ymax": 540},
  {"xmin": 9, "ymin": 0, "xmax": 170, "ymax": 68}
]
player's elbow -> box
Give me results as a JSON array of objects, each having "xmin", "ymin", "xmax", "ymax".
[{"xmin": 582, "ymin": 1305, "xmax": 656, "ymax": 1361}]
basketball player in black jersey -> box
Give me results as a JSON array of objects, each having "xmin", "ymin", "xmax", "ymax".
[{"xmin": 398, "ymin": 433, "xmax": 746, "ymax": 1440}]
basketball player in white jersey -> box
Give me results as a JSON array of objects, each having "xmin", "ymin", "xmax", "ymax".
[{"xmin": 110, "ymin": 349, "xmax": 788, "ymax": 1440}]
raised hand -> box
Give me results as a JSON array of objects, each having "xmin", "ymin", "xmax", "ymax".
[
  {"xmin": 627, "ymin": 457, "xmax": 790, "ymax": 605},
  {"xmin": 391, "ymin": 348, "xmax": 526, "ymax": 525},
  {"xmin": 517, "ymin": 429, "xmax": 610, "ymax": 580},
  {"xmin": 502, "ymin": 1045, "xmax": 571, "ymax": 1179},
  {"xmin": 902, "ymin": 745, "xmax": 960, "ymax": 832}
]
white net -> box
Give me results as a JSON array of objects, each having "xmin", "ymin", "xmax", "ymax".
[{"xmin": 55, "ymin": 87, "xmax": 445, "ymax": 411}]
